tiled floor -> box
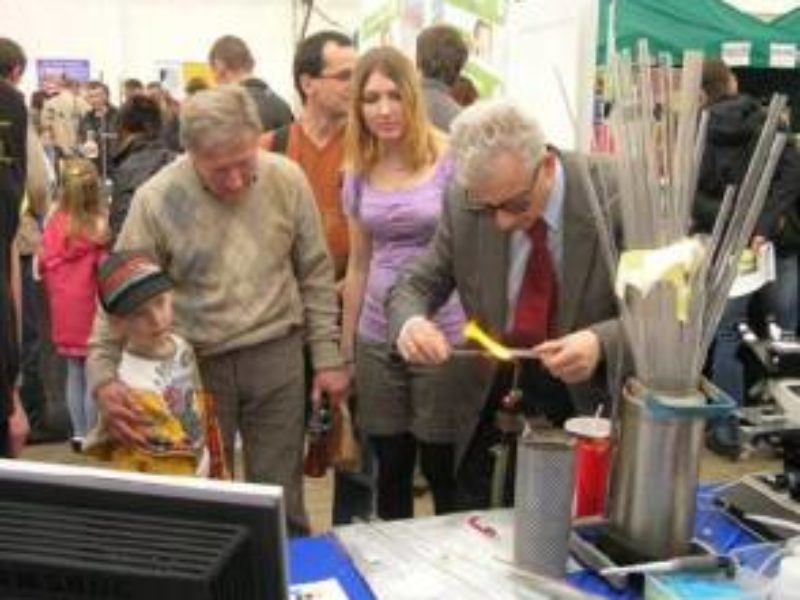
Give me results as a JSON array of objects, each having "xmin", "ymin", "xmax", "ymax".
[{"xmin": 20, "ymin": 440, "xmax": 778, "ymax": 534}]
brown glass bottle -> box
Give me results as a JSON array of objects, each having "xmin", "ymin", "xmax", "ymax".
[{"xmin": 304, "ymin": 401, "xmax": 332, "ymax": 478}]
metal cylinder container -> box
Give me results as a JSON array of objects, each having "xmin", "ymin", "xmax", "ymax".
[
  {"xmin": 513, "ymin": 427, "xmax": 575, "ymax": 578},
  {"xmin": 607, "ymin": 379, "xmax": 705, "ymax": 560}
]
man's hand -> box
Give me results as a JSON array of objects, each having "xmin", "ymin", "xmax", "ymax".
[
  {"xmin": 8, "ymin": 389, "xmax": 29, "ymax": 457},
  {"xmin": 533, "ymin": 330, "xmax": 601, "ymax": 384},
  {"xmin": 397, "ymin": 317, "xmax": 451, "ymax": 365},
  {"xmin": 312, "ymin": 367, "xmax": 350, "ymax": 409},
  {"xmin": 95, "ymin": 379, "xmax": 147, "ymax": 446}
]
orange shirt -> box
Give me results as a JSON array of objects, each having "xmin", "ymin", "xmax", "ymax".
[{"xmin": 262, "ymin": 124, "xmax": 349, "ymax": 278}]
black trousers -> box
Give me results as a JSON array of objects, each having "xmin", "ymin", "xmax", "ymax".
[
  {"xmin": 455, "ymin": 360, "xmax": 575, "ymax": 510},
  {"xmin": 371, "ymin": 433, "xmax": 455, "ymax": 520},
  {"xmin": 19, "ymin": 255, "xmax": 45, "ymax": 431}
]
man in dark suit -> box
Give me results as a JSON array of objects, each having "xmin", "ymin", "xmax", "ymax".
[{"xmin": 386, "ymin": 100, "xmax": 625, "ymax": 508}]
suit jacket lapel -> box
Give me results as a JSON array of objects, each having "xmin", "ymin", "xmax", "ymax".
[{"xmin": 558, "ymin": 155, "xmax": 597, "ymax": 332}]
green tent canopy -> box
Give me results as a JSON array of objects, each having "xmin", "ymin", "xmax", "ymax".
[
  {"xmin": 772, "ymin": 7, "xmax": 800, "ymax": 30},
  {"xmin": 597, "ymin": 0, "xmax": 800, "ymax": 68}
]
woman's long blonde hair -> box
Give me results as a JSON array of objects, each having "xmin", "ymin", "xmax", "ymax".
[
  {"xmin": 344, "ymin": 46, "xmax": 438, "ymax": 176},
  {"xmin": 58, "ymin": 158, "xmax": 106, "ymax": 242}
]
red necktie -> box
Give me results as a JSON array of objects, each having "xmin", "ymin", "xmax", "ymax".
[{"xmin": 509, "ymin": 220, "xmax": 558, "ymax": 347}]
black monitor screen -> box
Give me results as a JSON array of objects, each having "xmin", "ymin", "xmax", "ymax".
[{"xmin": 0, "ymin": 459, "xmax": 289, "ymax": 600}]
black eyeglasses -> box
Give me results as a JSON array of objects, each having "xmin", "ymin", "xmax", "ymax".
[
  {"xmin": 464, "ymin": 161, "xmax": 543, "ymax": 215},
  {"xmin": 316, "ymin": 69, "xmax": 353, "ymax": 82}
]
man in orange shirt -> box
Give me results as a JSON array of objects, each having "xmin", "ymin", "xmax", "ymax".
[
  {"xmin": 261, "ymin": 31, "xmax": 355, "ymax": 281},
  {"xmin": 262, "ymin": 32, "xmax": 371, "ymax": 523}
]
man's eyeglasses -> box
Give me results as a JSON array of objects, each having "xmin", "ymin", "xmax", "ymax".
[
  {"xmin": 465, "ymin": 161, "xmax": 543, "ymax": 215},
  {"xmin": 317, "ymin": 69, "xmax": 353, "ymax": 83}
]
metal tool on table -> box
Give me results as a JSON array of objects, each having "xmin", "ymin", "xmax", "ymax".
[
  {"xmin": 600, "ymin": 554, "xmax": 735, "ymax": 577},
  {"xmin": 460, "ymin": 320, "xmax": 538, "ymax": 362},
  {"xmin": 451, "ymin": 348, "xmax": 538, "ymax": 360},
  {"xmin": 490, "ymin": 362, "xmax": 524, "ymax": 508},
  {"xmin": 455, "ymin": 321, "xmax": 536, "ymax": 507}
]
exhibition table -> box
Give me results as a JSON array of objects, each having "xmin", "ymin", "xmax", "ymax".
[{"xmin": 289, "ymin": 485, "xmax": 764, "ymax": 599}]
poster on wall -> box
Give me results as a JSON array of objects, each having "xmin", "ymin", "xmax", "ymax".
[
  {"xmin": 36, "ymin": 59, "xmax": 91, "ymax": 86},
  {"xmin": 769, "ymin": 43, "xmax": 797, "ymax": 69},
  {"xmin": 441, "ymin": 0, "xmax": 505, "ymax": 97},
  {"xmin": 357, "ymin": 0, "xmax": 504, "ymax": 97},
  {"xmin": 721, "ymin": 41, "xmax": 751, "ymax": 67},
  {"xmin": 359, "ymin": 0, "xmax": 401, "ymax": 50},
  {"xmin": 182, "ymin": 62, "xmax": 215, "ymax": 90}
]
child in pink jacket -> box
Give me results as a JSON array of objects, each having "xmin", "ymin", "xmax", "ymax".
[{"xmin": 40, "ymin": 158, "xmax": 109, "ymax": 451}]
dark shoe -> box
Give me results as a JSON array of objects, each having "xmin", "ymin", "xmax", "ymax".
[
  {"xmin": 69, "ymin": 437, "xmax": 84, "ymax": 454},
  {"xmin": 705, "ymin": 428, "xmax": 743, "ymax": 461}
]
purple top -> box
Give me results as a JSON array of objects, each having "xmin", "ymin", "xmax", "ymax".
[{"xmin": 343, "ymin": 158, "xmax": 465, "ymax": 344}]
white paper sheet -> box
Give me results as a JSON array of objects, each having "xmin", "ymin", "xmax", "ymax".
[
  {"xmin": 290, "ymin": 578, "xmax": 350, "ymax": 600},
  {"xmin": 729, "ymin": 242, "xmax": 776, "ymax": 298}
]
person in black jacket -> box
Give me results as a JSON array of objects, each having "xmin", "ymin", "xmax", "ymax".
[
  {"xmin": 78, "ymin": 80, "xmax": 120, "ymax": 180},
  {"xmin": 109, "ymin": 95, "xmax": 175, "ymax": 242},
  {"xmin": 697, "ymin": 59, "xmax": 800, "ymax": 457},
  {"xmin": 209, "ymin": 35, "xmax": 293, "ymax": 132},
  {"xmin": 0, "ymin": 37, "xmax": 30, "ymax": 456}
]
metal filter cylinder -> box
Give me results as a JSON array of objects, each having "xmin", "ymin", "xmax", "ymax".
[
  {"xmin": 513, "ymin": 428, "xmax": 575, "ymax": 578},
  {"xmin": 607, "ymin": 380, "xmax": 705, "ymax": 560}
]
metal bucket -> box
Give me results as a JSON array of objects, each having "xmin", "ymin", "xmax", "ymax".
[
  {"xmin": 514, "ymin": 428, "xmax": 575, "ymax": 578},
  {"xmin": 607, "ymin": 378, "xmax": 732, "ymax": 560}
]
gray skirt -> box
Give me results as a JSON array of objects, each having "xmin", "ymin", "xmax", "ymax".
[{"xmin": 355, "ymin": 337, "xmax": 467, "ymax": 443}]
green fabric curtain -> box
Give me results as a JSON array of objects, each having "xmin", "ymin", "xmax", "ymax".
[
  {"xmin": 597, "ymin": 0, "xmax": 800, "ymax": 67},
  {"xmin": 771, "ymin": 7, "xmax": 800, "ymax": 30}
]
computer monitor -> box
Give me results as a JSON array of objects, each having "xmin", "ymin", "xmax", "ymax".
[{"xmin": 0, "ymin": 459, "xmax": 289, "ymax": 600}]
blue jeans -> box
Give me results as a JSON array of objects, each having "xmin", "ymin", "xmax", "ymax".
[
  {"xmin": 332, "ymin": 445, "xmax": 375, "ymax": 525},
  {"xmin": 763, "ymin": 253, "xmax": 798, "ymax": 333},
  {"xmin": 64, "ymin": 357, "xmax": 96, "ymax": 438},
  {"xmin": 711, "ymin": 295, "xmax": 750, "ymax": 407}
]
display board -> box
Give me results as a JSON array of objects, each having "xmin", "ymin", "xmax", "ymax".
[
  {"xmin": 35, "ymin": 59, "xmax": 91, "ymax": 86},
  {"xmin": 358, "ymin": 0, "xmax": 506, "ymax": 97},
  {"xmin": 359, "ymin": 0, "xmax": 598, "ymax": 150}
]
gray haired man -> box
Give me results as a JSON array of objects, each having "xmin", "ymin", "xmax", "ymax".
[
  {"xmin": 386, "ymin": 99, "xmax": 624, "ymax": 508},
  {"xmin": 88, "ymin": 85, "xmax": 348, "ymax": 533}
]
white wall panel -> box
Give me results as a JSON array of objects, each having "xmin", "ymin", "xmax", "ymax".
[{"xmin": 0, "ymin": 0, "xmax": 362, "ymax": 106}]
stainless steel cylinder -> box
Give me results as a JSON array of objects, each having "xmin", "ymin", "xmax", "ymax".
[
  {"xmin": 513, "ymin": 428, "xmax": 575, "ymax": 578},
  {"xmin": 607, "ymin": 380, "xmax": 705, "ymax": 559}
]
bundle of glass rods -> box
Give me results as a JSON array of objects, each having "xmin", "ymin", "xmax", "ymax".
[{"xmin": 582, "ymin": 41, "xmax": 787, "ymax": 395}]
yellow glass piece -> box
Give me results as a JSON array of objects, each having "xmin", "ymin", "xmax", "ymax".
[
  {"xmin": 615, "ymin": 238, "xmax": 705, "ymax": 323},
  {"xmin": 463, "ymin": 320, "xmax": 513, "ymax": 361}
]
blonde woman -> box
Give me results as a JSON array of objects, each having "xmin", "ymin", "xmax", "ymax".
[{"xmin": 341, "ymin": 47, "xmax": 464, "ymax": 520}]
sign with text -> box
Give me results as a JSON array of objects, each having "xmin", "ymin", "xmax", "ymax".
[
  {"xmin": 721, "ymin": 41, "xmax": 751, "ymax": 67},
  {"xmin": 769, "ymin": 43, "xmax": 797, "ymax": 68},
  {"xmin": 36, "ymin": 59, "xmax": 91, "ymax": 85}
]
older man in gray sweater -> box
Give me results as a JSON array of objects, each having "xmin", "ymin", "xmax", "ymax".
[{"xmin": 87, "ymin": 85, "xmax": 348, "ymax": 534}]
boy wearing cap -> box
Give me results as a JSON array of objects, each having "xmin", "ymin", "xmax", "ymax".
[{"xmin": 85, "ymin": 250, "xmax": 226, "ymax": 477}]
